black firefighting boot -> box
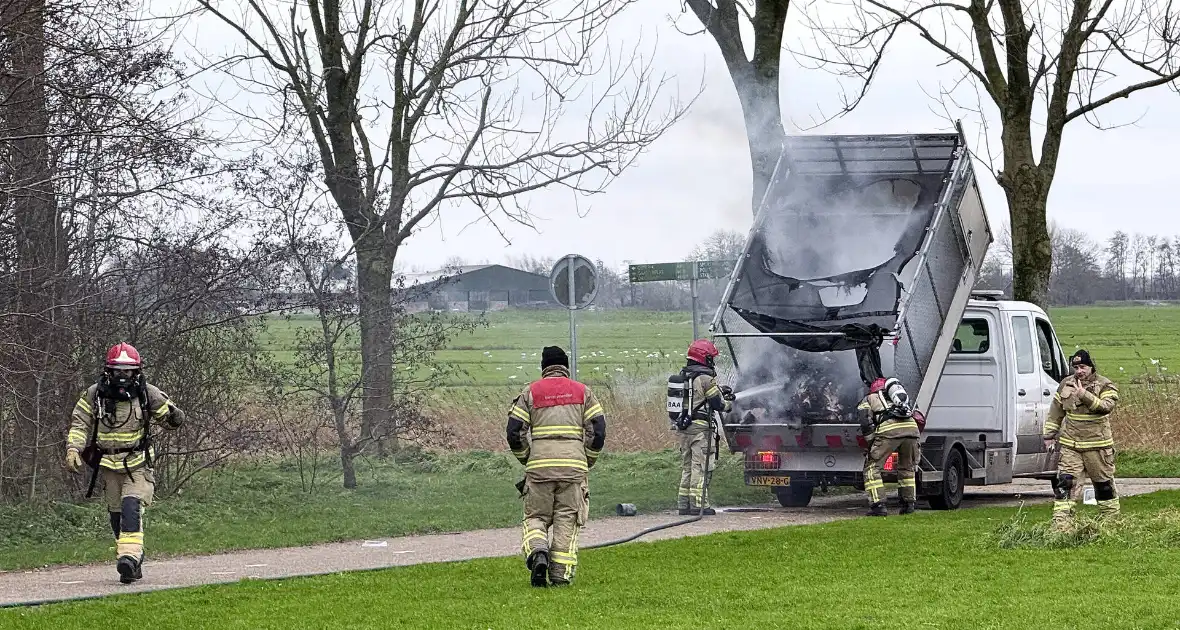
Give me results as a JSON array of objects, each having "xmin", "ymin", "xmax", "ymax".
[
  {"xmin": 700, "ymin": 507, "xmax": 716, "ymax": 516},
  {"xmin": 527, "ymin": 550, "xmax": 549, "ymax": 588},
  {"xmin": 678, "ymin": 508, "xmax": 693, "ymax": 516},
  {"xmin": 117, "ymin": 554, "xmax": 143, "ymax": 584},
  {"xmin": 899, "ymin": 500, "xmax": 916, "ymax": 515},
  {"xmin": 867, "ymin": 502, "xmax": 888, "ymax": 517}
]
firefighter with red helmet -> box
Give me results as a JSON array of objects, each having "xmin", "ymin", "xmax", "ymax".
[
  {"xmin": 857, "ymin": 377, "xmax": 921, "ymax": 516},
  {"xmin": 674, "ymin": 339, "xmax": 734, "ymax": 516},
  {"xmin": 65, "ymin": 342, "xmax": 185, "ymax": 584}
]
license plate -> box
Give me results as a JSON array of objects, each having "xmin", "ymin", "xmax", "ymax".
[{"xmin": 748, "ymin": 475, "xmax": 790, "ymax": 487}]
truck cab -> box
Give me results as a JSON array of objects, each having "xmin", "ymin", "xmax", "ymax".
[{"xmin": 911, "ymin": 291, "xmax": 1070, "ymax": 509}]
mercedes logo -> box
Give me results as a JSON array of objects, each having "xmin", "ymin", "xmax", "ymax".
[{"xmin": 824, "ymin": 455, "xmax": 836, "ymax": 468}]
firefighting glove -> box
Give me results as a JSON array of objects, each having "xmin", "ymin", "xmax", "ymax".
[
  {"xmin": 1058, "ymin": 384, "xmax": 1075, "ymax": 400},
  {"xmin": 720, "ymin": 385, "xmax": 736, "ymax": 402},
  {"xmin": 66, "ymin": 449, "xmax": 83, "ymax": 474}
]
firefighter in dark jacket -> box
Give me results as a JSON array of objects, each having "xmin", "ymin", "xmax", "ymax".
[
  {"xmin": 675, "ymin": 340, "xmax": 734, "ymax": 516},
  {"xmin": 65, "ymin": 343, "xmax": 185, "ymax": 584},
  {"xmin": 858, "ymin": 377, "xmax": 920, "ymax": 516},
  {"xmin": 506, "ymin": 346, "xmax": 606, "ymax": 587}
]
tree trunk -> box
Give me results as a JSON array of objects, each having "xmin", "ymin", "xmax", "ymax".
[
  {"xmin": 1004, "ymin": 165, "xmax": 1052, "ymax": 308},
  {"xmin": 355, "ymin": 242, "xmax": 394, "ymax": 455},
  {"xmin": 339, "ymin": 442, "xmax": 357, "ymax": 490},
  {"xmin": 728, "ymin": 64, "xmax": 786, "ymax": 214},
  {"xmin": 3, "ymin": 0, "xmax": 66, "ymax": 500}
]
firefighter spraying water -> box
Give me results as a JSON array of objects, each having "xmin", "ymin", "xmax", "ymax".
[{"xmin": 667, "ymin": 340, "xmax": 734, "ymax": 515}]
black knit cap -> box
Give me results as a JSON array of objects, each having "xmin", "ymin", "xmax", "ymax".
[
  {"xmin": 541, "ymin": 346, "xmax": 569, "ymax": 369},
  {"xmin": 1070, "ymin": 349, "xmax": 1095, "ymax": 370}
]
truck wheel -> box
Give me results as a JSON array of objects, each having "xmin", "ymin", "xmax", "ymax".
[
  {"xmin": 928, "ymin": 448, "xmax": 964, "ymax": 510},
  {"xmin": 772, "ymin": 484, "xmax": 813, "ymax": 508}
]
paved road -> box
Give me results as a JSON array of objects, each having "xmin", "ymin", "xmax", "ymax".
[{"xmin": 2, "ymin": 477, "xmax": 1177, "ymax": 607}]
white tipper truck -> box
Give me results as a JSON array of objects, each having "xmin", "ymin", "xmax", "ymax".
[{"xmin": 709, "ymin": 127, "xmax": 1067, "ymax": 509}]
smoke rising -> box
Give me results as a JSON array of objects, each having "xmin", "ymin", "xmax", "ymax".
[{"xmin": 716, "ymin": 140, "xmax": 955, "ymax": 428}]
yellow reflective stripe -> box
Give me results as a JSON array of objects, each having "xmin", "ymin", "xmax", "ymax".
[
  {"xmin": 1058, "ymin": 437, "xmax": 1114, "ymax": 449},
  {"xmin": 550, "ymin": 551, "xmax": 578, "ymax": 565},
  {"xmin": 118, "ymin": 532, "xmax": 144, "ymax": 544},
  {"xmin": 705, "ymin": 385, "xmax": 721, "ymax": 398},
  {"xmin": 76, "ymin": 398, "xmax": 93, "ymax": 414},
  {"xmin": 524, "ymin": 458, "xmax": 588, "ymax": 472},
  {"xmin": 510, "ymin": 406, "xmax": 530, "ymax": 423},
  {"xmin": 1052, "ymin": 500, "xmax": 1073, "ymax": 512},
  {"xmin": 511, "ymin": 448, "xmax": 530, "ymax": 458},
  {"xmin": 531, "ymin": 426, "xmax": 583, "ymax": 437},
  {"xmin": 523, "ymin": 530, "xmax": 547, "ymax": 545},
  {"xmin": 898, "ymin": 479, "xmax": 916, "ymax": 487},
  {"xmin": 691, "ymin": 419, "xmax": 709, "ymax": 426},
  {"xmin": 1065, "ymin": 413, "xmax": 1105, "ymax": 421},
  {"xmin": 857, "ymin": 401, "xmax": 870, "ymax": 410},
  {"xmin": 1089, "ymin": 397, "xmax": 1105, "ymax": 411},
  {"xmin": 153, "ymin": 403, "xmax": 170, "ymax": 417},
  {"xmin": 864, "ymin": 480, "xmax": 885, "ymax": 490},
  {"xmin": 98, "ymin": 448, "xmax": 152, "ymax": 470},
  {"xmin": 583, "ymin": 404, "xmax": 603, "ymax": 420},
  {"xmin": 1053, "ymin": 392, "xmax": 1062, "ymax": 402},
  {"xmin": 585, "ymin": 448, "xmax": 601, "ymax": 458},
  {"xmin": 878, "ymin": 421, "xmax": 919, "ymax": 432},
  {"xmin": 1100, "ymin": 390, "xmax": 1118, "ymax": 400},
  {"xmin": 99, "ymin": 430, "xmax": 144, "ymax": 441},
  {"xmin": 68, "ymin": 428, "xmax": 88, "ymax": 442},
  {"xmin": 1044, "ymin": 420, "xmax": 1061, "ymax": 432}
]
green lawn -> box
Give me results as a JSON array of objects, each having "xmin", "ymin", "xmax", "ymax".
[
  {"xmin": 6, "ymin": 490, "xmax": 1180, "ymax": 628},
  {"xmin": 261, "ymin": 305, "xmax": 1180, "ymax": 396},
  {"xmin": 0, "ymin": 450, "xmax": 769, "ymax": 572}
]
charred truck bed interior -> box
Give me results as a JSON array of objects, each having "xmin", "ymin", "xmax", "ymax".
[{"xmin": 711, "ymin": 128, "xmax": 993, "ymax": 505}]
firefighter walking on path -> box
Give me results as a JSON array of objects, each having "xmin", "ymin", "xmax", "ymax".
[
  {"xmin": 674, "ymin": 340, "xmax": 733, "ymax": 516},
  {"xmin": 506, "ymin": 346, "xmax": 606, "ymax": 587},
  {"xmin": 859, "ymin": 377, "xmax": 921, "ymax": 516},
  {"xmin": 65, "ymin": 343, "xmax": 186, "ymax": 584},
  {"xmin": 1044, "ymin": 349, "xmax": 1120, "ymax": 528}
]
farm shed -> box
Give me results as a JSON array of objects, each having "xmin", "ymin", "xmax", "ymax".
[{"xmin": 398, "ymin": 264, "xmax": 557, "ymax": 312}]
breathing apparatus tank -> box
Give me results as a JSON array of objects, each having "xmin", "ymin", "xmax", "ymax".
[{"xmin": 666, "ymin": 370, "xmax": 693, "ymax": 431}]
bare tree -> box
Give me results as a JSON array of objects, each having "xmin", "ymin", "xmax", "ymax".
[
  {"xmin": 680, "ymin": 1, "xmax": 791, "ymax": 212},
  {"xmin": 1106, "ymin": 231, "xmax": 1129, "ymax": 300},
  {"xmin": 189, "ymin": 0, "xmax": 688, "ymax": 452},
  {"xmin": 804, "ymin": 0, "xmax": 1180, "ymax": 307}
]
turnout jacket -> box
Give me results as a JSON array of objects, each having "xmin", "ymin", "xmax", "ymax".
[
  {"xmin": 507, "ymin": 366, "xmax": 607, "ymax": 481},
  {"xmin": 1044, "ymin": 373, "xmax": 1118, "ymax": 450}
]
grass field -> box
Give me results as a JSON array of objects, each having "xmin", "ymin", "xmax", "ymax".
[
  {"xmin": 256, "ymin": 304, "xmax": 1180, "ymax": 451},
  {"xmin": 6, "ymin": 490, "xmax": 1180, "ymax": 628}
]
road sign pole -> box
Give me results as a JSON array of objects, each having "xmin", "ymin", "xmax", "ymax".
[
  {"xmin": 567, "ymin": 254, "xmax": 578, "ymax": 379},
  {"xmin": 690, "ymin": 262, "xmax": 699, "ymax": 340}
]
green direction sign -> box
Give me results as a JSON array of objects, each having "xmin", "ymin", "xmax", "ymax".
[{"xmin": 627, "ymin": 260, "xmax": 736, "ymax": 283}]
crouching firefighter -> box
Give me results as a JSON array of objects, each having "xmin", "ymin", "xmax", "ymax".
[
  {"xmin": 1044, "ymin": 349, "xmax": 1120, "ymax": 527},
  {"xmin": 858, "ymin": 377, "xmax": 923, "ymax": 516},
  {"xmin": 65, "ymin": 343, "xmax": 185, "ymax": 584},
  {"xmin": 667, "ymin": 340, "xmax": 734, "ymax": 516},
  {"xmin": 507, "ymin": 346, "xmax": 606, "ymax": 587}
]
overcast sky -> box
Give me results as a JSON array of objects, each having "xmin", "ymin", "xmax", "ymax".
[{"xmin": 180, "ymin": 2, "xmax": 1180, "ymax": 274}]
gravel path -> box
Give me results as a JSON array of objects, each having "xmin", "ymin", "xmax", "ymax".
[{"xmin": 2, "ymin": 477, "xmax": 1178, "ymax": 607}]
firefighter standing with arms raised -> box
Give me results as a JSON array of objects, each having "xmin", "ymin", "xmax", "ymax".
[
  {"xmin": 858, "ymin": 377, "xmax": 922, "ymax": 516},
  {"xmin": 65, "ymin": 343, "xmax": 185, "ymax": 584},
  {"xmin": 507, "ymin": 346, "xmax": 606, "ymax": 587},
  {"xmin": 670, "ymin": 340, "xmax": 734, "ymax": 516},
  {"xmin": 1043, "ymin": 349, "xmax": 1120, "ymax": 527}
]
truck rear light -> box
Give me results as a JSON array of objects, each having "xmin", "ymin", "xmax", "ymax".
[
  {"xmin": 735, "ymin": 434, "xmax": 752, "ymax": 448},
  {"xmin": 754, "ymin": 451, "xmax": 780, "ymax": 469},
  {"xmin": 825, "ymin": 435, "xmax": 843, "ymax": 448},
  {"xmin": 884, "ymin": 453, "xmax": 897, "ymax": 471}
]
